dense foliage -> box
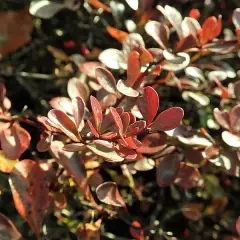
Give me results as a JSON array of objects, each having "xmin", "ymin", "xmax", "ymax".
[{"xmin": 1, "ymin": 0, "xmax": 240, "ymax": 239}]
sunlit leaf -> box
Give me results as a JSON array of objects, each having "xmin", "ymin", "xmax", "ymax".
[
  {"xmin": 117, "ymin": 80, "xmax": 139, "ymax": 97},
  {"xmin": 233, "ymin": 9, "xmax": 240, "ymax": 28},
  {"xmin": 9, "ymin": 160, "xmax": 50, "ymax": 237},
  {"xmin": 67, "ymin": 77, "xmax": 90, "ymax": 101},
  {"xmin": 134, "ymin": 158, "xmax": 155, "ymax": 171},
  {"xmin": 162, "ymin": 51, "xmax": 190, "ymax": 71},
  {"xmin": 48, "ymin": 109, "xmax": 81, "ymax": 141},
  {"xmin": 95, "ymin": 67, "xmax": 117, "ymax": 94},
  {"xmin": 99, "ymin": 49, "xmax": 126, "ymax": 69},
  {"xmin": 0, "ymin": 150, "xmax": 18, "ymax": 173},
  {"xmin": 87, "ymin": 140, "xmax": 124, "ymax": 162},
  {"xmin": 79, "ymin": 62, "xmax": 103, "ymax": 78},
  {"xmin": 0, "ymin": 124, "xmax": 31, "ymax": 160},
  {"xmin": 96, "ymin": 182, "xmax": 126, "ymax": 207},
  {"xmin": 145, "ymin": 21, "xmax": 169, "ymax": 49},
  {"xmin": 125, "ymin": 0, "xmax": 139, "ymax": 10},
  {"xmin": 30, "ymin": 0, "xmax": 64, "ymax": 19},
  {"xmin": 72, "ymin": 97, "xmax": 85, "ymax": 129},
  {"xmin": 182, "ymin": 91, "xmax": 210, "ymax": 106},
  {"xmin": 222, "ymin": 131, "xmax": 240, "ymax": 148}
]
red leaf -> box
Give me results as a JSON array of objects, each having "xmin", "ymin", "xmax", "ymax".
[
  {"xmin": 95, "ymin": 67, "xmax": 117, "ymax": 94},
  {"xmin": 115, "ymin": 145, "xmax": 137, "ymax": 160},
  {"xmin": 189, "ymin": 9, "xmax": 200, "ymax": 20},
  {"xmin": 79, "ymin": 62, "xmax": 103, "ymax": 78},
  {"xmin": 126, "ymin": 51, "xmax": 141, "ymax": 87},
  {"xmin": 9, "ymin": 160, "xmax": 50, "ymax": 237},
  {"xmin": 0, "ymin": 212, "xmax": 23, "ymax": 240},
  {"xmin": 200, "ymin": 16, "xmax": 221, "ymax": 45},
  {"xmin": 0, "ymin": 124, "xmax": 31, "ymax": 160},
  {"xmin": 138, "ymin": 86, "xmax": 159, "ymax": 126},
  {"xmin": 87, "ymin": 120, "xmax": 100, "ymax": 138},
  {"xmin": 90, "ymin": 96, "xmax": 103, "ymax": 132},
  {"xmin": 50, "ymin": 141, "xmax": 93, "ymax": 201},
  {"xmin": 48, "ymin": 109, "xmax": 81, "ymax": 142},
  {"xmin": 129, "ymin": 221, "xmax": 144, "ymax": 240},
  {"xmin": 0, "ymin": 82, "xmax": 6, "ymax": 103},
  {"xmin": 125, "ymin": 120, "xmax": 146, "ymax": 136},
  {"xmin": 134, "ymin": 46, "xmax": 154, "ymax": 65},
  {"xmin": 72, "ymin": 97, "xmax": 85, "ymax": 129},
  {"xmin": 121, "ymin": 112, "xmax": 130, "ymax": 134},
  {"xmin": 156, "ymin": 153, "xmax": 181, "ymax": 187},
  {"xmin": 174, "ymin": 163, "xmax": 201, "ymax": 189},
  {"xmin": 236, "ymin": 216, "xmax": 240, "ymax": 236},
  {"xmin": 150, "ymin": 107, "xmax": 184, "ymax": 132},
  {"xmin": 137, "ymin": 133, "xmax": 166, "ymax": 154},
  {"xmin": 96, "ymin": 182, "xmax": 126, "ymax": 207},
  {"xmin": 110, "ymin": 107, "xmax": 124, "ymax": 136},
  {"xmin": 124, "ymin": 136, "xmax": 142, "ymax": 149}
]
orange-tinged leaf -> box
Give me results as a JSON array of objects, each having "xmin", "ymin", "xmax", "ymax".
[
  {"xmin": 106, "ymin": 26, "xmax": 129, "ymax": 44},
  {"xmin": 96, "ymin": 182, "xmax": 126, "ymax": 207},
  {"xmin": 88, "ymin": 0, "xmax": 111, "ymax": 12},
  {"xmin": 0, "ymin": 8, "xmax": 32, "ymax": 55},
  {"xmin": 0, "ymin": 124, "xmax": 31, "ymax": 160},
  {"xmin": 48, "ymin": 109, "xmax": 81, "ymax": 142},
  {"xmin": 0, "ymin": 150, "xmax": 18, "ymax": 173},
  {"xmin": 182, "ymin": 203, "xmax": 204, "ymax": 221},
  {"xmin": 126, "ymin": 51, "xmax": 141, "ymax": 87},
  {"xmin": 0, "ymin": 212, "xmax": 23, "ymax": 240},
  {"xmin": 200, "ymin": 16, "xmax": 217, "ymax": 45},
  {"xmin": 77, "ymin": 219, "xmax": 101, "ymax": 240},
  {"xmin": 9, "ymin": 160, "xmax": 50, "ymax": 237},
  {"xmin": 129, "ymin": 221, "xmax": 144, "ymax": 240}
]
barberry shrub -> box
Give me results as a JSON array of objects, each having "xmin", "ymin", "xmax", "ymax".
[{"xmin": 1, "ymin": 2, "xmax": 240, "ymax": 239}]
